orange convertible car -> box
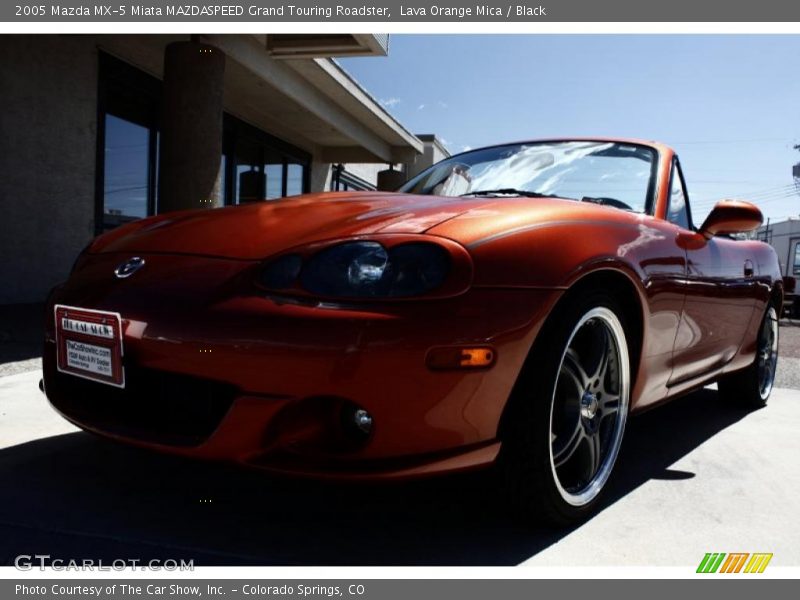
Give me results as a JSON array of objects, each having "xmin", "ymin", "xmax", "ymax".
[{"xmin": 43, "ymin": 139, "xmax": 782, "ymax": 524}]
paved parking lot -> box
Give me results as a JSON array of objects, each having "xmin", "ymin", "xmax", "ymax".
[
  {"xmin": 0, "ymin": 313, "xmax": 798, "ymax": 566},
  {"xmin": 776, "ymin": 318, "xmax": 800, "ymax": 390}
]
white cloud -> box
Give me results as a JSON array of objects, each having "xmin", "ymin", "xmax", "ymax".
[
  {"xmin": 437, "ymin": 101, "xmax": 449, "ymax": 109},
  {"xmin": 462, "ymin": 145, "xmax": 472, "ymax": 152},
  {"xmin": 417, "ymin": 104, "xmax": 426, "ymax": 110},
  {"xmin": 380, "ymin": 97, "xmax": 401, "ymax": 108}
]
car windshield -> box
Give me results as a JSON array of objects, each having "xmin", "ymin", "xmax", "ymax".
[{"xmin": 398, "ymin": 140, "xmax": 658, "ymax": 213}]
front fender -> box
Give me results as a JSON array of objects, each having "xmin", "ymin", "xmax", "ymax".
[{"xmin": 460, "ymin": 219, "xmax": 679, "ymax": 290}]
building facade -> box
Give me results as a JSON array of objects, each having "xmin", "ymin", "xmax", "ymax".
[{"xmin": 0, "ymin": 34, "xmax": 441, "ymax": 305}]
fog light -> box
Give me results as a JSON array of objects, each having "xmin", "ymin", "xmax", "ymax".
[{"xmin": 353, "ymin": 408, "xmax": 373, "ymax": 434}]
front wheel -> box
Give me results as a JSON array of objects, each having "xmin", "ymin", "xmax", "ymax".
[
  {"xmin": 718, "ymin": 304, "xmax": 779, "ymax": 409},
  {"xmin": 499, "ymin": 293, "xmax": 631, "ymax": 526}
]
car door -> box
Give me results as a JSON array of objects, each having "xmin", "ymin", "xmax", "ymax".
[{"xmin": 667, "ymin": 158, "xmax": 758, "ymax": 385}]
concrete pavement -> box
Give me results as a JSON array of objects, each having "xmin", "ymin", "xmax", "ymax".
[
  {"xmin": 526, "ymin": 384, "xmax": 800, "ymax": 566},
  {"xmin": 776, "ymin": 319, "xmax": 800, "ymax": 390},
  {"xmin": 0, "ymin": 367, "xmax": 798, "ymax": 566},
  {"xmin": 0, "ymin": 370, "xmax": 78, "ymax": 449}
]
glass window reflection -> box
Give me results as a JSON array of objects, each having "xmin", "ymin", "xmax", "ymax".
[
  {"xmin": 668, "ymin": 163, "xmax": 691, "ymax": 230},
  {"xmin": 103, "ymin": 114, "xmax": 150, "ymax": 230},
  {"xmin": 265, "ymin": 163, "xmax": 283, "ymax": 199},
  {"xmin": 286, "ymin": 163, "xmax": 304, "ymax": 196}
]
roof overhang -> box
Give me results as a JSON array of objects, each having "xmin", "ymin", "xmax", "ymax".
[
  {"xmin": 266, "ymin": 34, "xmax": 389, "ymax": 59},
  {"xmin": 207, "ymin": 34, "xmax": 421, "ymax": 164},
  {"xmin": 95, "ymin": 34, "xmax": 421, "ymax": 164}
]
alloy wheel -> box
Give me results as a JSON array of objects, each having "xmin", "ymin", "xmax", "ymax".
[
  {"xmin": 757, "ymin": 306, "xmax": 779, "ymax": 401},
  {"xmin": 548, "ymin": 307, "xmax": 630, "ymax": 507}
]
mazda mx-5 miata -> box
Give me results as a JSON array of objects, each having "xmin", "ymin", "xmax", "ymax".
[{"xmin": 44, "ymin": 138, "xmax": 782, "ymax": 524}]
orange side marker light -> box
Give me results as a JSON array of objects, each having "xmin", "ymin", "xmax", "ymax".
[{"xmin": 427, "ymin": 346, "xmax": 496, "ymax": 370}]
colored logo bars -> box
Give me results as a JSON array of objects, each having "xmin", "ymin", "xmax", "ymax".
[{"xmin": 697, "ymin": 553, "xmax": 773, "ymax": 573}]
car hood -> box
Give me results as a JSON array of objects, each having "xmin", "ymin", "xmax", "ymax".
[
  {"xmin": 90, "ymin": 192, "xmax": 492, "ymax": 260},
  {"xmin": 90, "ymin": 191, "xmax": 632, "ymax": 260}
]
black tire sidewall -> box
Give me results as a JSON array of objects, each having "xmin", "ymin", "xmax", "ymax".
[
  {"xmin": 719, "ymin": 303, "xmax": 778, "ymax": 409},
  {"xmin": 499, "ymin": 291, "xmax": 630, "ymax": 525}
]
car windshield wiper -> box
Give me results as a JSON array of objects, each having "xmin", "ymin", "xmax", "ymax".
[{"xmin": 460, "ymin": 188, "xmax": 559, "ymax": 198}]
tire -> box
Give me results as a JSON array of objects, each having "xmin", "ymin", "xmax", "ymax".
[
  {"xmin": 498, "ymin": 292, "xmax": 631, "ymax": 526},
  {"xmin": 718, "ymin": 304, "xmax": 779, "ymax": 409}
]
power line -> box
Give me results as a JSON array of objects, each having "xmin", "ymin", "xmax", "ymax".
[
  {"xmin": 672, "ymin": 137, "xmax": 797, "ymax": 145},
  {"xmin": 692, "ymin": 186, "xmax": 795, "ymax": 198},
  {"xmin": 693, "ymin": 189, "xmax": 799, "ymax": 204},
  {"xmin": 744, "ymin": 184, "xmax": 797, "ymax": 195},
  {"xmin": 690, "ymin": 184, "xmax": 798, "ymax": 206},
  {"xmin": 694, "ymin": 191, "xmax": 797, "ymax": 204}
]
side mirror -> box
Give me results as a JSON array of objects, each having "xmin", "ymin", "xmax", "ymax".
[{"xmin": 699, "ymin": 200, "xmax": 763, "ymax": 239}]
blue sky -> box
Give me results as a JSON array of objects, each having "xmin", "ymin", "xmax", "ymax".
[{"xmin": 341, "ymin": 35, "xmax": 800, "ymax": 223}]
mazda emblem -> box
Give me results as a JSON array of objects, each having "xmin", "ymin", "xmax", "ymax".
[{"xmin": 114, "ymin": 257, "xmax": 145, "ymax": 279}]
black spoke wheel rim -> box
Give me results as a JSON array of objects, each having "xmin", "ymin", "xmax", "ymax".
[
  {"xmin": 757, "ymin": 306, "xmax": 779, "ymax": 401},
  {"xmin": 548, "ymin": 307, "xmax": 630, "ymax": 507}
]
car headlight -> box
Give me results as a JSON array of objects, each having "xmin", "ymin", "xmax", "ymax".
[
  {"xmin": 302, "ymin": 241, "xmax": 389, "ymax": 297},
  {"xmin": 259, "ymin": 241, "xmax": 453, "ymax": 298},
  {"xmin": 378, "ymin": 242, "xmax": 450, "ymax": 297},
  {"xmin": 258, "ymin": 253, "xmax": 303, "ymax": 289}
]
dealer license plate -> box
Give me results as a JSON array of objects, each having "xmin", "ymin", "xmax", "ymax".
[{"xmin": 55, "ymin": 305, "xmax": 125, "ymax": 388}]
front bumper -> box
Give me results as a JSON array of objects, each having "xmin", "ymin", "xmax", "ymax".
[{"xmin": 44, "ymin": 252, "xmax": 562, "ymax": 479}]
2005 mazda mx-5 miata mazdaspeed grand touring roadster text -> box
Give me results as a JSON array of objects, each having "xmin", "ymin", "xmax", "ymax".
[{"xmin": 43, "ymin": 138, "xmax": 782, "ymax": 524}]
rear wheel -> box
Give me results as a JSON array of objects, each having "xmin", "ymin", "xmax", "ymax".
[
  {"xmin": 499, "ymin": 293, "xmax": 631, "ymax": 526},
  {"xmin": 718, "ymin": 305, "xmax": 779, "ymax": 409}
]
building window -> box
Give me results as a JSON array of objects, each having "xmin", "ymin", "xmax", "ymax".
[
  {"xmin": 234, "ymin": 136, "xmax": 263, "ymax": 204},
  {"xmin": 222, "ymin": 115, "xmax": 310, "ymax": 204},
  {"xmin": 103, "ymin": 116, "xmax": 150, "ymax": 224},
  {"xmin": 265, "ymin": 160, "xmax": 283, "ymax": 199},
  {"xmin": 286, "ymin": 163, "xmax": 305, "ymax": 196},
  {"xmin": 96, "ymin": 56, "xmax": 311, "ymax": 231},
  {"xmin": 331, "ymin": 164, "xmax": 376, "ymax": 192},
  {"xmin": 96, "ymin": 53, "xmax": 160, "ymax": 233},
  {"xmin": 793, "ymin": 240, "xmax": 800, "ymax": 276}
]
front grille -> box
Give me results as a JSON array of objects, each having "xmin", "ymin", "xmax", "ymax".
[{"xmin": 46, "ymin": 355, "xmax": 237, "ymax": 447}]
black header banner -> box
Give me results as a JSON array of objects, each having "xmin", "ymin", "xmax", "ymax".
[{"xmin": 3, "ymin": 0, "xmax": 800, "ymax": 22}]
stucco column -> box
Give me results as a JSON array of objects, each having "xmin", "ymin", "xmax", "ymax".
[{"xmin": 158, "ymin": 41, "xmax": 225, "ymax": 213}]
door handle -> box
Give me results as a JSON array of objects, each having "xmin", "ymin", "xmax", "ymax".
[{"xmin": 744, "ymin": 260, "xmax": 755, "ymax": 278}]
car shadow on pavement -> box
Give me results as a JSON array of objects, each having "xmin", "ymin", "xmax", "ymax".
[{"xmin": 0, "ymin": 387, "xmax": 753, "ymax": 566}]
